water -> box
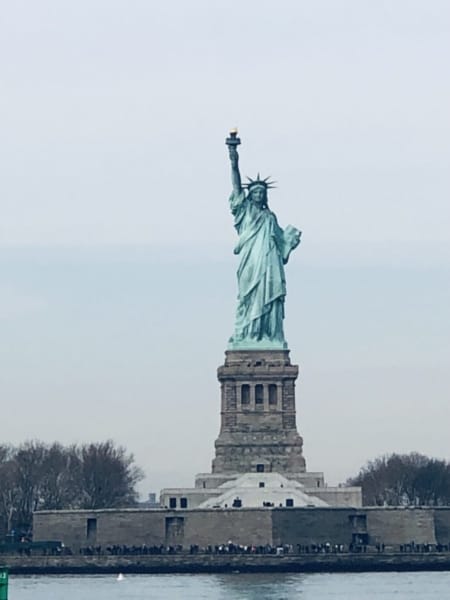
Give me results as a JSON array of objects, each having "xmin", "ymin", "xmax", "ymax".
[{"xmin": 9, "ymin": 572, "xmax": 450, "ymax": 599}]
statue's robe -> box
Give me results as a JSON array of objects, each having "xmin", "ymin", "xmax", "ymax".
[{"xmin": 229, "ymin": 190, "xmax": 294, "ymax": 347}]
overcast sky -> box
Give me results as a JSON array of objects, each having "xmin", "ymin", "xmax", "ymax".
[{"xmin": 1, "ymin": 1, "xmax": 449, "ymax": 496}]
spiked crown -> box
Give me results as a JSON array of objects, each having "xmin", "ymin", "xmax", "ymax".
[{"xmin": 243, "ymin": 173, "xmax": 276, "ymax": 192}]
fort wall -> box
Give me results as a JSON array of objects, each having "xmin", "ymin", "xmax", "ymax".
[{"xmin": 34, "ymin": 506, "xmax": 446, "ymax": 551}]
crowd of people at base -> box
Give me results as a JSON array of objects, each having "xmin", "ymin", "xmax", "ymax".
[
  {"xmin": 74, "ymin": 541, "xmax": 450, "ymax": 556},
  {"xmin": 192, "ymin": 543, "xmax": 349, "ymax": 555},
  {"xmin": 80, "ymin": 545, "xmax": 184, "ymax": 556},
  {"xmin": 0, "ymin": 545, "xmax": 72, "ymax": 557},
  {"xmin": 5, "ymin": 541, "xmax": 450, "ymax": 557},
  {"xmin": 189, "ymin": 543, "xmax": 292, "ymax": 555},
  {"xmin": 399, "ymin": 543, "xmax": 450, "ymax": 553}
]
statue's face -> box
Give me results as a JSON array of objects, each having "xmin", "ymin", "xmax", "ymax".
[{"xmin": 250, "ymin": 187, "xmax": 267, "ymax": 206}]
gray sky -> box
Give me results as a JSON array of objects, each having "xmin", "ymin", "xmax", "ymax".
[{"xmin": 1, "ymin": 1, "xmax": 449, "ymax": 496}]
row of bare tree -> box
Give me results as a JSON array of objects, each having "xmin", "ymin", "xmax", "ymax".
[
  {"xmin": 0, "ymin": 440, "xmax": 143, "ymax": 536},
  {"xmin": 347, "ymin": 452, "xmax": 450, "ymax": 506},
  {"xmin": 3, "ymin": 443, "xmax": 448, "ymax": 538}
]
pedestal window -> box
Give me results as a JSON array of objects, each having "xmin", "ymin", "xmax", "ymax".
[
  {"xmin": 255, "ymin": 384, "xmax": 264, "ymax": 405},
  {"xmin": 241, "ymin": 384, "xmax": 250, "ymax": 405},
  {"xmin": 269, "ymin": 384, "xmax": 278, "ymax": 406}
]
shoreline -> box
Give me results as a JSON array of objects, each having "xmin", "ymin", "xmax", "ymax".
[{"xmin": 3, "ymin": 552, "xmax": 450, "ymax": 574}]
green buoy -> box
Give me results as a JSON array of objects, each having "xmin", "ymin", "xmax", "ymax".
[{"xmin": 0, "ymin": 568, "xmax": 8, "ymax": 600}]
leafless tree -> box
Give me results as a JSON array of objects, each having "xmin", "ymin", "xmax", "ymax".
[
  {"xmin": 0, "ymin": 445, "xmax": 20, "ymax": 536},
  {"xmin": 347, "ymin": 452, "xmax": 450, "ymax": 506},
  {"xmin": 78, "ymin": 440, "xmax": 143, "ymax": 509},
  {"xmin": 0, "ymin": 439, "xmax": 144, "ymax": 535}
]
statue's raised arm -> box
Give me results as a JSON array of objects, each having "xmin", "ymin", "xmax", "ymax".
[{"xmin": 226, "ymin": 129, "xmax": 242, "ymax": 194}]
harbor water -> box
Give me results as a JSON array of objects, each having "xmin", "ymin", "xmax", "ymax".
[{"xmin": 9, "ymin": 571, "xmax": 450, "ymax": 599}]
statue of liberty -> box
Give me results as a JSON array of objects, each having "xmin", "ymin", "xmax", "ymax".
[{"xmin": 226, "ymin": 130, "xmax": 301, "ymax": 350}]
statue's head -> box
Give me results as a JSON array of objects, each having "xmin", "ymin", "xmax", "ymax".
[
  {"xmin": 245, "ymin": 174, "xmax": 275, "ymax": 209},
  {"xmin": 248, "ymin": 183, "xmax": 268, "ymax": 208}
]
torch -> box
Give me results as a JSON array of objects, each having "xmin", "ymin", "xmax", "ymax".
[{"xmin": 225, "ymin": 127, "xmax": 241, "ymax": 149}]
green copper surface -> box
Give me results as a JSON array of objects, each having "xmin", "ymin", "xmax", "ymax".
[{"xmin": 226, "ymin": 132, "xmax": 301, "ymax": 350}]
